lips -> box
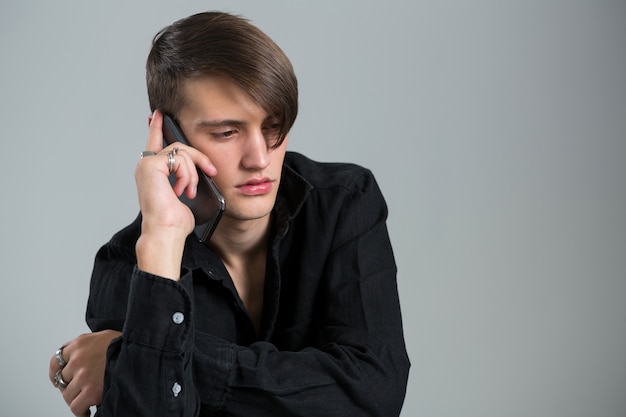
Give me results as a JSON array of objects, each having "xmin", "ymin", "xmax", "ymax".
[{"xmin": 237, "ymin": 177, "xmax": 273, "ymax": 195}]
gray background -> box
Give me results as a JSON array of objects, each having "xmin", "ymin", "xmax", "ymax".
[{"xmin": 1, "ymin": 1, "xmax": 625, "ymax": 416}]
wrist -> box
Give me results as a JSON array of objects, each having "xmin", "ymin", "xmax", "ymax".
[{"xmin": 135, "ymin": 230, "xmax": 187, "ymax": 281}]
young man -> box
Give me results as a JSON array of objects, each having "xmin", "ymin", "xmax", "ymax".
[{"xmin": 49, "ymin": 11, "xmax": 410, "ymax": 416}]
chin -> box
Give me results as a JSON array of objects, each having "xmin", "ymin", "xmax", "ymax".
[
  {"xmin": 225, "ymin": 212, "xmax": 272, "ymax": 223},
  {"xmin": 225, "ymin": 194, "xmax": 277, "ymax": 220},
  {"xmin": 225, "ymin": 204, "xmax": 274, "ymax": 222}
]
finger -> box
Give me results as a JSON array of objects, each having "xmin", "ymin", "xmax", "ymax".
[
  {"xmin": 59, "ymin": 356, "xmax": 76, "ymax": 387},
  {"xmin": 165, "ymin": 140, "xmax": 217, "ymax": 178},
  {"xmin": 180, "ymin": 145, "xmax": 218, "ymax": 178},
  {"xmin": 197, "ymin": 152, "xmax": 218, "ymax": 177},
  {"xmin": 49, "ymin": 343, "xmax": 70, "ymax": 386},
  {"xmin": 145, "ymin": 109, "xmax": 164, "ymax": 154},
  {"xmin": 168, "ymin": 148, "xmax": 199, "ymax": 199},
  {"xmin": 189, "ymin": 141, "xmax": 219, "ymax": 180},
  {"xmin": 52, "ymin": 367, "xmax": 70, "ymax": 392},
  {"xmin": 61, "ymin": 369, "xmax": 80, "ymax": 405},
  {"xmin": 49, "ymin": 355, "xmax": 60, "ymax": 386},
  {"xmin": 66, "ymin": 374, "xmax": 100, "ymax": 416},
  {"xmin": 184, "ymin": 168, "xmax": 200, "ymax": 200},
  {"xmin": 69, "ymin": 391, "xmax": 93, "ymax": 417}
]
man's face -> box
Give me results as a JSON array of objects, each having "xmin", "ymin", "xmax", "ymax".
[{"xmin": 176, "ymin": 75, "xmax": 288, "ymax": 225}]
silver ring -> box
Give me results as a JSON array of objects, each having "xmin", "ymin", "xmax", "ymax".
[
  {"xmin": 140, "ymin": 151, "xmax": 157, "ymax": 158},
  {"xmin": 54, "ymin": 368, "xmax": 69, "ymax": 389},
  {"xmin": 167, "ymin": 151, "xmax": 175, "ymax": 174},
  {"xmin": 55, "ymin": 346, "xmax": 67, "ymax": 368}
]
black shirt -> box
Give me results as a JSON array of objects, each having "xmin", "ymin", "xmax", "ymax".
[{"xmin": 86, "ymin": 151, "xmax": 410, "ymax": 416}]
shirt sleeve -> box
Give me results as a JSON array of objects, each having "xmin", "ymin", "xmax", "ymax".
[{"xmin": 96, "ymin": 268, "xmax": 202, "ymax": 416}]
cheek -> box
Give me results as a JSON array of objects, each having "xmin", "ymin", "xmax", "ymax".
[{"xmin": 203, "ymin": 150, "xmax": 234, "ymax": 180}]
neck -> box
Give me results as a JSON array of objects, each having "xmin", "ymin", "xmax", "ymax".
[
  {"xmin": 209, "ymin": 214, "xmax": 270, "ymax": 336},
  {"xmin": 208, "ymin": 215, "xmax": 271, "ymax": 267}
]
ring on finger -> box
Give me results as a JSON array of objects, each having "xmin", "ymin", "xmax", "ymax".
[
  {"xmin": 140, "ymin": 150, "xmax": 157, "ymax": 158},
  {"xmin": 167, "ymin": 150, "xmax": 175, "ymax": 174},
  {"xmin": 55, "ymin": 346, "xmax": 67, "ymax": 368},
  {"xmin": 54, "ymin": 368, "xmax": 69, "ymax": 389}
]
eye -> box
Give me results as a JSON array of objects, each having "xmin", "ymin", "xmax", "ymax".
[
  {"xmin": 212, "ymin": 130, "xmax": 236, "ymax": 140},
  {"xmin": 262, "ymin": 125, "xmax": 280, "ymax": 136},
  {"xmin": 262, "ymin": 120, "xmax": 281, "ymax": 144}
]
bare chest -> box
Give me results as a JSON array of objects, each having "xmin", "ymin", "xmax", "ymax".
[{"xmin": 226, "ymin": 259, "xmax": 266, "ymax": 335}]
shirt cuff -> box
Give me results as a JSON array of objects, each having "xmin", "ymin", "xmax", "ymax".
[{"xmin": 122, "ymin": 266, "xmax": 194, "ymax": 353}]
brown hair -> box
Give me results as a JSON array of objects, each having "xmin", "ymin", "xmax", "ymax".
[{"xmin": 146, "ymin": 12, "xmax": 298, "ymax": 147}]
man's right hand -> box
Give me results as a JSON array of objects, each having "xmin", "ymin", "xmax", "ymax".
[{"xmin": 49, "ymin": 330, "xmax": 121, "ymax": 417}]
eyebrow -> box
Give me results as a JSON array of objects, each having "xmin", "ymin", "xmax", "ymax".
[{"xmin": 194, "ymin": 119, "xmax": 247, "ymax": 128}]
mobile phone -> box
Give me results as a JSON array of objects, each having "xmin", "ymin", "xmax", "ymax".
[{"xmin": 162, "ymin": 113, "xmax": 225, "ymax": 243}]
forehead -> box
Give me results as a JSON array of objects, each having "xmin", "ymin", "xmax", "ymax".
[{"xmin": 179, "ymin": 75, "xmax": 268, "ymax": 122}]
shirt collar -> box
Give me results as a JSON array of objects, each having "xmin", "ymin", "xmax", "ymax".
[
  {"xmin": 274, "ymin": 156, "xmax": 313, "ymax": 228},
  {"xmin": 182, "ymin": 152, "xmax": 313, "ymax": 273}
]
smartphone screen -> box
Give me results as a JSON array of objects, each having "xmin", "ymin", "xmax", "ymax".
[{"xmin": 162, "ymin": 114, "xmax": 225, "ymax": 243}]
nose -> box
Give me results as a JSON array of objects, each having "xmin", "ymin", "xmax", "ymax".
[{"xmin": 241, "ymin": 128, "xmax": 270, "ymax": 170}]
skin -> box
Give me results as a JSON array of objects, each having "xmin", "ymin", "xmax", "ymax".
[{"xmin": 49, "ymin": 75, "xmax": 289, "ymax": 416}]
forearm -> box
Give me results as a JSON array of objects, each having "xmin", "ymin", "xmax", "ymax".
[
  {"xmin": 97, "ymin": 268, "xmax": 199, "ymax": 417},
  {"xmin": 194, "ymin": 333, "xmax": 409, "ymax": 417}
]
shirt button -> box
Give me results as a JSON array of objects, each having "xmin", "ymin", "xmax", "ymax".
[
  {"xmin": 172, "ymin": 312, "xmax": 185, "ymax": 325},
  {"xmin": 172, "ymin": 382, "xmax": 182, "ymax": 397}
]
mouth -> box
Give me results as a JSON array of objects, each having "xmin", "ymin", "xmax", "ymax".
[{"xmin": 237, "ymin": 177, "xmax": 274, "ymax": 195}]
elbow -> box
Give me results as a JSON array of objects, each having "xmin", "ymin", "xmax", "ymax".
[
  {"xmin": 353, "ymin": 345, "xmax": 411, "ymax": 417},
  {"xmin": 378, "ymin": 349, "xmax": 411, "ymax": 416}
]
